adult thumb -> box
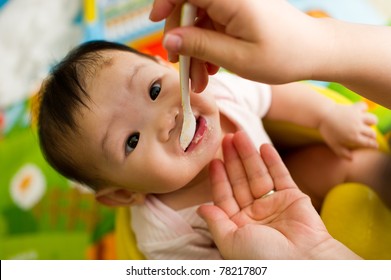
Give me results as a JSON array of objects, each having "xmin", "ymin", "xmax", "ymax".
[
  {"xmin": 163, "ymin": 26, "xmax": 247, "ymax": 72},
  {"xmin": 197, "ymin": 204, "xmax": 237, "ymax": 253}
]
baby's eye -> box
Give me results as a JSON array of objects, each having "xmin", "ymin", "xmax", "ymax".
[
  {"xmin": 149, "ymin": 82, "xmax": 161, "ymax": 101},
  {"xmin": 125, "ymin": 133, "xmax": 140, "ymax": 155}
]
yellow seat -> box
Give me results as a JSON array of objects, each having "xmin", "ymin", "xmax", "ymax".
[
  {"xmin": 321, "ymin": 183, "xmax": 391, "ymax": 259},
  {"xmin": 115, "ymin": 207, "xmax": 145, "ymax": 259}
]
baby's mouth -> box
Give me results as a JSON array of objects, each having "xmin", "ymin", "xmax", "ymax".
[{"xmin": 184, "ymin": 116, "xmax": 207, "ymax": 152}]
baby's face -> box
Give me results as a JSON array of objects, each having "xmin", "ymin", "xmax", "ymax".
[{"xmin": 75, "ymin": 50, "xmax": 221, "ymax": 194}]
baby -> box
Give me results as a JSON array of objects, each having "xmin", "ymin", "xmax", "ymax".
[{"xmin": 37, "ymin": 40, "xmax": 390, "ymax": 259}]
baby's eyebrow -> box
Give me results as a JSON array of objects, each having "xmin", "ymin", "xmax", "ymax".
[
  {"xmin": 127, "ymin": 63, "xmax": 150, "ymax": 89},
  {"xmin": 100, "ymin": 118, "xmax": 112, "ymax": 162}
]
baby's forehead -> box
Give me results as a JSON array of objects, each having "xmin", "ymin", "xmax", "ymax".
[
  {"xmin": 87, "ymin": 51, "xmax": 153, "ymax": 85},
  {"xmin": 81, "ymin": 49, "xmax": 164, "ymax": 106},
  {"xmin": 101, "ymin": 49, "xmax": 154, "ymax": 64},
  {"xmin": 78, "ymin": 50, "xmax": 154, "ymax": 118},
  {"xmin": 91, "ymin": 50, "xmax": 158, "ymax": 81}
]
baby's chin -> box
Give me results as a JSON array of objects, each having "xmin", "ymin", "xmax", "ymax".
[{"xmin": 170, "ymin": 162, "xmax": 210, "ymax": 189}]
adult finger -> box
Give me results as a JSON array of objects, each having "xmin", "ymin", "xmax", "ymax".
[
  {"xmin": 197, "ymin": 203, "xmax": 237, "ymax": 257},
  {"xmin": 232, "ymin": 131, "xmax": 274, "ymax": 199},
  {"xmin": 190, "ymin": 58, "xmax": 209, "ymax": 92},
  {"xmin": 222, "ymin": 133, "xmax": 254, "ymax": 209},
  {"xmin": 189, "ymin": 61, "xmax": 220, "ymax": 93},
  {"xmin": 150, "ymin": 0, "xmax": 185, "ymax": 22},
  {"xmin": 163, "ymin": 27, "xmax": 255, "ymax": 80},
  {"xmin": 259, "ymin": 144, "xmax": 298, "ymax": 191},
  {"xmin": 209, "ymin": 159, "xmax": 241, "ymax": 218},
  {"xmin": 162, "ymin": 3, "xmax": 183, "ymax": 62},
  {"xmin": 151, "ymin": 0, "xmax": 243, "ymax": 24}
]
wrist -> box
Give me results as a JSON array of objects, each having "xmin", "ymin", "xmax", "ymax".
[
  {"xmin": 307, "ymin": 18, "xmax": 342, "ymax": 82},
  {"xmin": 309, "ymin": 236, "xmax": 362, "ymax": 260},
  {"xmin": 316, "ymin": 101, "xmax": 338, "ymax": 131}
]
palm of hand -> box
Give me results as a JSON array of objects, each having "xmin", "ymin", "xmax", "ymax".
[{"xmin": 228, "ymin": 187, "xmax": 329, "ymax": 259}]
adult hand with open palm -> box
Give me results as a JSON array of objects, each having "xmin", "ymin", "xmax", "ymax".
[{"xmin": 198, "ymin": 131, "xmax": 361, "ymax": 259}]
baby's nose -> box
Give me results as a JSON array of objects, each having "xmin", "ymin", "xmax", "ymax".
[{"xmin": 156, "ymin": 108, "xmax": 180, "ymax": 142}]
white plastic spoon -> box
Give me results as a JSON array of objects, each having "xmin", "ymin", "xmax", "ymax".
[{"xmin": 179, "ymin": 3, "xmax": 197, "ymax": 150}]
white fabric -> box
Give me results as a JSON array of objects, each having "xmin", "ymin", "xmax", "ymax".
[{"xmin": 131, "ymin": 72, "xmax": 272, "ymax": 259}]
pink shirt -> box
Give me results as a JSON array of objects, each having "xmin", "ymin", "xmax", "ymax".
[{"xmin": 131, "ymin": 72, "xmax": 272, "ymax": 259}]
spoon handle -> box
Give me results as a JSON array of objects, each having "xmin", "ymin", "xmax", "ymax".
[{"xmin": 179, "ymin": 3, "xmax": 197, "ymax": 150}]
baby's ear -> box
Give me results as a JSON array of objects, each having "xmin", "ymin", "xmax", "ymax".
[{"xmin": 95, "ymin": 187, "xmax": 145, "ymax": 207}]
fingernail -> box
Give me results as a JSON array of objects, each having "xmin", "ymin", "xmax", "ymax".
[{"xmin": 163, "ymin": 33, "xmax": 182, "ymax": 53}]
